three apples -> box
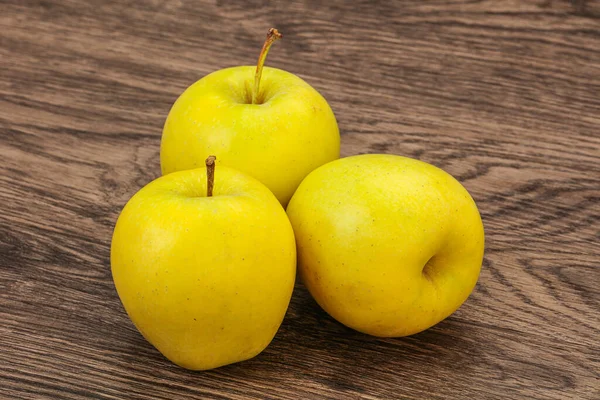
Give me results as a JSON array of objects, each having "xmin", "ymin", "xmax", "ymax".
[{"xmin": 111, "ymin": 29, "xmax": 484, "ymax": 370}]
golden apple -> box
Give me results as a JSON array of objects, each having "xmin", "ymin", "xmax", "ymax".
[
  {"xmin": 161, "ymin": 29, "xmax": 339, "ymax": 206},
  {"xmin": 286, "ymin": 154, "xmax": 484, "ymax": 337},
  {"xmin": 111, "ymin": 157, "xmax": 296, "ymax": 370}
]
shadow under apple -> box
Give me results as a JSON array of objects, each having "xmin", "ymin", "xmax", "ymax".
[{"xmin": 111, "ymin": 280, "xmax": 485, "ymax": 398}]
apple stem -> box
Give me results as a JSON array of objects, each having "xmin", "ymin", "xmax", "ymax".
[
  {"xmin": 252, "ymin": 28, "xmax": 282, "ymax": 105},
  {"xmin": 205, "ymin": 155, "xmax": 216, "ymax": 197}
]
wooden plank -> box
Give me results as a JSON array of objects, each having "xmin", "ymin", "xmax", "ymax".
[{"xmin": 1, "ymin": 0, "xmax": 599, "ymax": 398}]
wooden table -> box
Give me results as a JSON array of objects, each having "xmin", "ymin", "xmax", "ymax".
[{"xmin": 1, "ymin": 1, "xmax": 599, "ymax": 399}]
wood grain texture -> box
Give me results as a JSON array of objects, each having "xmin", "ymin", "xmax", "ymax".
[{"xmin": 1, "ymin": 0, "xmax": 599, "ymax": 398}]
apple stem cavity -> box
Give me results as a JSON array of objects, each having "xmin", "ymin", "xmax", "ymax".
[
  {"xmin": 205, "ymin": 155, "xmax": 216, "ymax": 197},
  {"xmin": 252, "ymin": 28, "xmax": 282, "ymax": 105}
]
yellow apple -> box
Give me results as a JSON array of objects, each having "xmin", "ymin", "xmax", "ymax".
[
  {"xmin": 161, "ymin": 29, "xmax": 339, "ymax": 207},
  {"xmin": 286, "ymin": 154, "xmax": 484, "ymax": 337},
  {"xmin": 111, "ymin": 157, "xmax": 296, "ymax": 370}
]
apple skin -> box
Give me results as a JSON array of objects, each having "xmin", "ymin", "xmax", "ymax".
[
  {"xmin": 286, "ymin": 154, "xmax": 484, "ymax": 337},
  {"xmin": 160, "ymin": 66, "xmax": 340, "ymax": 207},
  {"xmin": 111, "ymin": 166, "xmax": 296, "ymax": 370}
]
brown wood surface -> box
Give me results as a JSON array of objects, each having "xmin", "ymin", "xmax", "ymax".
[{"xmin": 1, "ymin": 0, "xmax": 599, "ymax": 399}]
